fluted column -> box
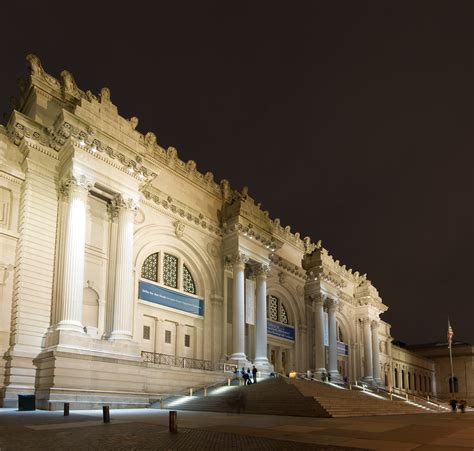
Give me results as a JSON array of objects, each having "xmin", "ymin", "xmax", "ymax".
[
  {"xmin": 371, "ymin": 320, "xmax": 382, "ymax": 384},
  {"xmin": 362, "ymin": 318, "xmax": 374, "ymax": 381},
  {"xmin": 254, "ymin": 263, "xmax": 271, "ymax": 367},
  {"xmin": 313, "ymin": 296, "xmax": 326, "ymax": 376},
  {"xmin": 229, "ymin": 252, "xmax": 248, "ymax": 361},
  {"xmin": 56, "ymin": 175, "xmax": 92, "ymax": 333},
  {"xmin": 298, "ymin": 323, "xmax": 308, "ymax": 372},
  {"xmin": 327, "ymin": 298, "xmax": 340, "ymax": 380},
  {"xmin": 110, "ymin": 195, "xmax": 137, "ymax": 340}
]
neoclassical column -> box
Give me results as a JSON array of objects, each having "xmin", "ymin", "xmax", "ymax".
[
  {"xmin": 371, "ymin": 320, "xmax": 382, "ymax": 384},
  {"xmin": 327, "ymin": 298, "xmax": 340, "ymax": 379},
  {"xmin": 313, "ymin": 295, "xmax": 326, "ymax": 377},
  {"xmin": 298, "ymin": 323, "xmax": 308, "ymax": 372},
  {"xmin": 110, "ymin": 195, "xmax": 138, "ymax": 340},
  {"xmin": 56, "ymin": 175, "xmax": 92, "ymax": 333},
  {"xmin": 362, "ymin": 318, "xmax": 374, "ymax": 381},
  {"xmin": 254, "ymin": 263, "xmax": 271, "ymax": 367},
  {"xmin": 229, "ymin": 252, "xmax": 248, "ymax": 361}
]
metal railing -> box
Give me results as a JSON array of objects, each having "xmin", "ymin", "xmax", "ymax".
[{"xmin": 141, "ymin": 351, "xmax": 237, "ymax": 373}]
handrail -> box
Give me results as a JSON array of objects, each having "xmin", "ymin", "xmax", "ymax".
[
  {"xmin": 357, "ymin": 381, "xmax": 449, "ymax": 410},
  {"xmin": 142, "ymin": 351, "xmax": 237, "ymax": 373}
]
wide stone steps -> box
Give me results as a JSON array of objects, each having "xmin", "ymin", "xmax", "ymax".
[
  {"xmin": 153, "ymin": 377, "xmax": 434, "ymax": 417},
  {"xmin": 287, "ymin": 380, "xmax": 431, "ymax": 417}
]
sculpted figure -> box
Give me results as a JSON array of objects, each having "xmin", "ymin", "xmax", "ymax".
[
  {"xmin": 100, "ymin": 87, "xmax": 111, "ymax": 102},
  {"xmin": 129, "ymin": 117, "xmax": 139, "ymax": 130},
  {"xmin": 26, "ymin": 54, "xmax": 44, "ymax": 77},
  {"xmin": 220, "ymin": 179, "xmax": 231, "ymax": 203},
  {"xmin": 145, "ymin": 131, "xmax": 157, "ymax": 147},
  {"xmin": 60, "ymin": 70, "xmax": 79, "ymax": 95}
]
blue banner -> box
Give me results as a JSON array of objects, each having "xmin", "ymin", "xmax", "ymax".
[
  {"xmin": 267, "ymin": 320, "xmax": 295, "ymax": 341},
  {"xmin": 139, "ymin": 280, "xmax": 204, "ymax": 316}
]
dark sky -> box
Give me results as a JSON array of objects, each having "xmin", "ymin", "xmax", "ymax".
[{"xmin": 1, "ymin": 2, "xmax": 473, "ymax": 345}]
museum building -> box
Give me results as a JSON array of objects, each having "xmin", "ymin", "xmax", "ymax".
[{"xmin": 0, "ymin": 55, "xmax": 461, "ymax": 409}]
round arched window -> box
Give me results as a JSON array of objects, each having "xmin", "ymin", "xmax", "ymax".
[{"xmin": 141, "ymin": 252, "xmax": 196, "ymax": 295}]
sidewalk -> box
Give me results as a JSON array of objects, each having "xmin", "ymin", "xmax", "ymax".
[{"xmin": 0, "ymin": 407, "xmax": 473, "ymax": 450}]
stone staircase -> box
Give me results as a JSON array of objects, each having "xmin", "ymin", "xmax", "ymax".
[
  {"xmin": 153, "ymin": 377, "xmax": 436, "ymax": 417},
  {"xmin": 288, "ymin": 379, "xmax": 433, "ymax": 417}
]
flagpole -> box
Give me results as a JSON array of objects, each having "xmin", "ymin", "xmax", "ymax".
[{"xmin": 447, "ymin": 318, "xmax": 455, "ymax": 394}]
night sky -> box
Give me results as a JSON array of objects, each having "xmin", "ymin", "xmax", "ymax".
[{"xmin": 1, "ymin": 2, "xmax": 472, "ymax": 344}]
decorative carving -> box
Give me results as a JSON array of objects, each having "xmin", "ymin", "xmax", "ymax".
[
  {"xmin": 371, "ymin": 320, "xmax": 380, "ymax": 330},
  {"xmin": 186, "ymin": 160, "xmax": 197, "ymax": 172},
  {"xmin": 26, "ymin": 54, "xmax": 44, "ymax": 77},
  {"xmin": 206, "ymin": 242, "xmax": 219, "ymax": 258},
  {"xmin": 254, "ymin": 263, "xmax": 271, "ymax": 277},
  {"xmin": 174, "ymin": 220, "xmax": 185, "ymax": 238},
  {"xmin": 145, "ymin": 131, "xmax": 157, "ymax": 148},
  {"xmin": 59, "ymin": 174, "xmax": 93, "ymax": 199},
  {"xmin": 204, "ymin": 171, "xmax": 214, "ymax": 184},
  {"xmin": 100, "ymin": 87, "xmax": 111, "ymax": 103},
  {"xmin": 113, "ymin": 194, "xmax": 139, "ymax": 212},
  {"xmin": 60, "ymin": 70, "xmax": 79, "ymax": 97},
  {"xmin": 85, "ymin": 90, "xmax": 97, "ymax": 101},
  {"xmin": 278, "ymin": 271, "xmax": 286, "ymax": 285},
  {"xmin": 128, "ymin": 117, "xmax": 139, "ymax": 130},
  {"xmin": 296, "ymin": 285, "xmax": 304, "ymax": 297},
  {"xmin": 325, "ymin": 297, "xmax": 339, "ymax": 311},
  {"xmin": 220, "ymin": 179, "xmax": 232, "ymax": 203},
  {"xmin": 230, "ymin": 252, "xmax": 248, "ymax": 267}
]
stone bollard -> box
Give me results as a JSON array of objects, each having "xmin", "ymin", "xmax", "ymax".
[
  {"xmin": 227, "ymin": 378, "xmax": 231, "ymax": 386},
  {"xmin": 103, "ymin": 405, "xmax": 110, "ymax": 423},
  {"xmin": 64, "ymin": 402, "xmax": 69, "ymax": 416},
  {"xmin": 169, "ymin": 410, "xmax": 178, "ymax": 433},
  {"xmin": 204, "ymin": 387, "xmax": 208, "ymax": 397},
  {"xmin": 160, "ymin": 399, "xmax": 164, "ymax": 409}
]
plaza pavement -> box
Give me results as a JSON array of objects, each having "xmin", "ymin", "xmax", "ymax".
[{"xmin": 0, "ymin": 407, "xmax": 473, "ymax": 450}]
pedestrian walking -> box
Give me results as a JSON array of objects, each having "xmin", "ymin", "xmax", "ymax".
[
  {"xmin": 459, "ymin": 399, "xmax": 466, "ymax": 413},
  {"xmin": 449, "ymin": 398, "xmax": 458, "ymax": 412},
  {"xmin": 252, "ymin": 365, "xmax": 258, "ymax": 384},
  {"xmin": 246, "ymin": 368, "xmax": 253, "ymax": 384}
]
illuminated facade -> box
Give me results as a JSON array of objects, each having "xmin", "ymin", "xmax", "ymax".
[{"xmin": 0, "ymin": 55, "xmax": 437, "ymax": 409}]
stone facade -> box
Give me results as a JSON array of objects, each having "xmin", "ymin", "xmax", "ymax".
[{"xmin": 0, "ymin": 55, "xmax": 448, "ymax": 409}]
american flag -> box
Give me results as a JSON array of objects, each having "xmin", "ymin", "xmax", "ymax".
[{"xmin": 447, "ymin": 320, "xmax": 454, "ymax": 348}]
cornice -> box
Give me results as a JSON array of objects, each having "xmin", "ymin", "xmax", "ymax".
[
  {"xmin": 140, "ymin": 188, "xmax": 222, "ymax": 239},
  {"xmin": 269, "ymin": 254, "xmax": 306, "ymax": 281}
]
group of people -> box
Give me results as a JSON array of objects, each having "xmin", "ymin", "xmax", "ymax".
[
  {"xmin": 450, "ymin": 398, "xmax": 467, "ymax": 413},
  {"xmin": 234, "ymin": 366, "xmax": 258, "ymax": 385}
]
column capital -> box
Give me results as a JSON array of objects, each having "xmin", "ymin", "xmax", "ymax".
[
  {"xmin": 229, "ymin": 251, "xmax": 249, "ymax": 269},
  {"xmin": 298, "ymin": 323, "xmax": 308, "ymax": 333},
  {"xmin": 59, "ymin": 173, "xmax": 93, "ymax": 199},
  {"xmin": 113, "ymin": 193, "xmax": 139, "ymax": 212},
  {"xmin": 326, "ymin": 297, "xmax": 339, "ymax": 311},
  {"xmin": 310, "ymin": 293, "xmax": 325, "ymax": 307},
  {"xmin": 253, "ymin": 262, "xmax": 271, "ymax": 278},
  {"xmin": 359, "ymin": 317, "xmax": 372, "ymax": 326},
  {"xmin": 371, "ymin": 320, "xmax": 380, "ymax": 330}
]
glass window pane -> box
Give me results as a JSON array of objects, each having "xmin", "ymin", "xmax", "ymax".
[
  {"xmin": 163, "ymin": 253, "xmax": 178, "ymax": 288},
  {"xmin": 269, "ymin": 295, "xmax": 278, "ymax": 321},
  {"xmin": 183, "ymin": 264, "xmax": 196, "ymax": 294},
  {"xmin": 141, "ymin": 253, "xmax": 158, "ymax": 282}
]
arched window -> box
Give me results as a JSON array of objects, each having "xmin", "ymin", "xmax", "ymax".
[
  {"xmin": 183, "ymin": 264, "xmax": 196, "ymax": 294},
  {"xmin": 401, "ymin": 370, "xmax": 405, "ymax": 389},
  {"xmin": 449, "ymin": 376, "xmax": 459, "ymax": 393},
  {"xmin": 140, "ymin": 252, "xmax": 197, "ymax": 295},
  {"xmin": 394, "ymin": 368, "xmax": 398, "ymax": 388},
  {"xmin": 414, "ymin": 373, "xmax": 417, "ymax": 390},
  {"xmin": 268, "ymin": 295, "xmax": 289, "ymax": 324},
  {"xmin": 408, "ymin": 372, "xmax": 411, "ymax": 390}
]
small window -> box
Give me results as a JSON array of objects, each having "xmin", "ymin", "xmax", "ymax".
[
  {"xmin": 143, "ymin": 325, "xmax": 151, "ymax": 340},
  {"xmin": 402, "ymin": 370, "xmax": 405, "ymax": 389},
  {"xmin": 164, "ymin": 330, "xmax": 171, "ymax": 344},
  {"xmin": 408, "ymin": 372, "xmax": 411, "ymax": 390},
  {"xmin": 184, "ymin": 334, "xmax": 191, "ymax": 347},
  {"xmin": 414, "ymin": 373, "xmax": 417, "ymax": 390},
  {"xmin": 394, "ymin": 368, "xmax": 398, "ymax": 388}
]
